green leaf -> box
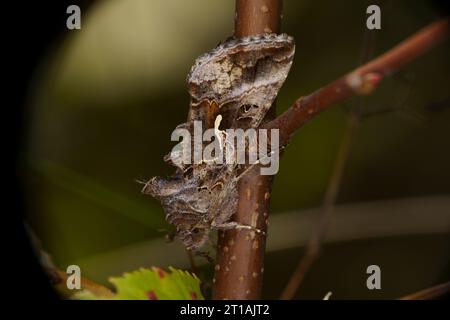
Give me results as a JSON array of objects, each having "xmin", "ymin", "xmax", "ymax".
[{"xmin": 73, "ymin": 267, "xmax": 204, "ymax": 300}]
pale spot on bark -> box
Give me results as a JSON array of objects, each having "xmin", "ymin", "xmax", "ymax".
[
  {"xmin": 252, "ymin": 240, "xmax": 259, "ymax": 250},
  {"xmin": 215, "ymin": 264, "xmax": 221, "ymax": 271},
  {"xmin": 347, "ymin": 72, "xmax": 381, "ymax": 95},
  {"xmin": 264, "ymin": 192, "xmax": 270, "ymax": 200},
  {"xmin": 223, "ymin": 246, "xmax": 229, "ymax": 252},
  {"xmin": 252, "ymin": 272, "xmax": 258, "ymax": 278},
  {"xmin": 239, "ymin": 275, "xmax": 245, "ymax": 282},
  {"xmin": 251, "ymin": 211, "xmax": 258, "ymax": 228},
  {"xmin": 231, "ymin": 255, "xmax": 237, "ymax": 261},
  {"xmin": 260, "ymin": 5, "xmax": 269, "ymax": 13},
  {"xmin": 264, "ymin": 27, "xmax": 273, "ymax": 33}
]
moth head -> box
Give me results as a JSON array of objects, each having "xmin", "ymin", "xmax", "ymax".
[{"xmin": 141, "ymin": 176, "xmax": 182, "ymax": 199}]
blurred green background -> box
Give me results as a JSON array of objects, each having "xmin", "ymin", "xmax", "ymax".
[{"xmin": 22, "ymin": 0, "xmax": 449, "ymax": 299}]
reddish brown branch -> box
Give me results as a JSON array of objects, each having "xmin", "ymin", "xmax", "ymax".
[
  {"xmin": 264, "ymin": 18, "xmax": 450, "ymax": 146},
  {"xmin": 280, "ymin": 30, "xmax": 377, "ymax": 300},
  {"xmin": 212, "ymin": 0, "xmax": 282, "ymax": 300},
  {"xmin": 399, "ymin": 281, "xmax": 450, "ymax": 300},
  {"xmin": 50, "ymin": 268, "xmax": 114, "ymax": 299},
  {"xmin": 277, "ymin": 18, "xmax": 449, "ymax": 299},
  {"xmin": 213, "ymin": 11, "xmax": 449, "ymax": 300}
]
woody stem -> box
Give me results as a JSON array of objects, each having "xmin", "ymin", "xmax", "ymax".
[{"xmin": 212, "ymin": 0, "xmax": 282, "ymax": 300}]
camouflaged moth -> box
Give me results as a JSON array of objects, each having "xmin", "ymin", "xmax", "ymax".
[{"xmin": 142, "ymin": 33, "xmax": 295, "ymax": 251}]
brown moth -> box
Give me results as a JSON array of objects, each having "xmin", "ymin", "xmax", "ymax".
[{"xmin": 142, "ymin": 33, "xmax": 295, "ymax": 251}]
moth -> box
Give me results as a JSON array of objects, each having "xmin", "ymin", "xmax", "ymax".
[{"xmin": 142, "ymin": 33, "xmax": 295, "ymax": 251}]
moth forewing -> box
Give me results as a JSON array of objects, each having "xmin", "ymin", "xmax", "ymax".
[{"xmin": 143, "ymin": 33, "xmax": 295, "ymax": 250}]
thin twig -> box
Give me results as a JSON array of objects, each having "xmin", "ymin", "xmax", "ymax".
[
  {"xmin": 399, "ymin": 281, "xmax": 450, "ymax": 300},
  {"xmin": 51, "ymin": 268, "xmax": 115, "ymax": 299},
  {"xmin": 212, "ymin": 0, "xmax": 282, "ymax": 300},
  {"xmin": 280, "ymin": 29, "xmax": 376, "ymax": 300},
  {"xmin": 26, "ymin": 223, "xmax": 114, "ymax": 298},
  {"xmin": 213, "ymin": 15, "xmax": 449, "ymax": 300},
  {"xmin": 280, "ymin": 113, "xmax": 359, "ymax": 299},
  {"xmin": 263, "ymin": 18, "xmax": 450, "ymax": 146},
  {"xmin": 278, "ymin": 19, "xmax": 450, "ymax": 299},
  {"xmin": 186, "ymin": 249, "xmax": 199, "ymax": 275}
]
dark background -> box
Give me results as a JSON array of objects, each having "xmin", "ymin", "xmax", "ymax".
[{"xmin": 11, "ymin": 0, "xmax": 450, "ymax": 299}]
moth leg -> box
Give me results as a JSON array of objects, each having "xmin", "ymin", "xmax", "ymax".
[
  {"xmin": 211, "ymin": 221, "xmax": 266, "ymax": 236},
  {"xmin": 136, "ymin": 178, "xmax": 152, "ymax": 193},
  {"xmin": 195, "ymin": 250, "xmax": 214, "ymax": 264},
  {"xmin": 187, "ymin": 203, "xmax": 208, "ymax": 214}
]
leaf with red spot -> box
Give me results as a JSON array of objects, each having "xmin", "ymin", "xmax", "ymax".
[{"xmin": 74, "ymin": 267, "xmax": 204, "ymax": 300}]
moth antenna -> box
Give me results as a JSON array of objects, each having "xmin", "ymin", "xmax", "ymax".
[{"xmin": 136, "ymin": 178, "xmax": 152, "ymax": 193}]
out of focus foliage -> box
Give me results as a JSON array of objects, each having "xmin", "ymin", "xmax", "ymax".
[{"xmin": 23, "ymin": 0, "xmax": 450, "ymax": 298}]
